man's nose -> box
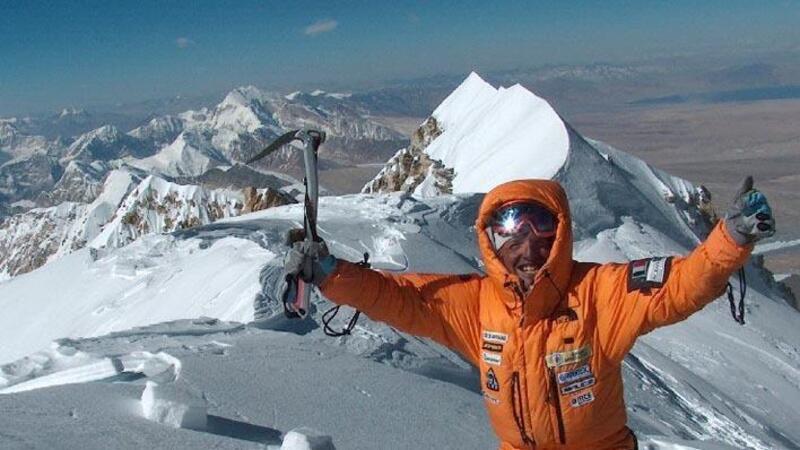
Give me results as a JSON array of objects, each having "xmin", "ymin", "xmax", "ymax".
[{"xmin": 518, "ymin": 235, "xmax": 549, "ymax": 257}]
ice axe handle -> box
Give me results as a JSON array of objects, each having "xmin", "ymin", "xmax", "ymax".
[{"xmin": 283, "ymin": 273, "xmax": 310, "ymax": 319}]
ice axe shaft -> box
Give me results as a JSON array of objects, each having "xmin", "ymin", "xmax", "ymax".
[{"xmin": 248, "ymin": 129, "xmax": 326, "ymax": 319}]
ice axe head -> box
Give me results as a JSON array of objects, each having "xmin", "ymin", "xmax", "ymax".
[{"xmin": 245, "ymin": 128, "xmax": 327, "ymax": 165}]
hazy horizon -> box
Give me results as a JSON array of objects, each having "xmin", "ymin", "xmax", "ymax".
[{"xmin": 2, "ymin": 0, "xmax": 800, "ymax": 116}]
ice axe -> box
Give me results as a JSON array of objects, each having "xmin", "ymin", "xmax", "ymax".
[{"xmin": 247, "ymin": 129, "xmax": 326, "ymax": 318}]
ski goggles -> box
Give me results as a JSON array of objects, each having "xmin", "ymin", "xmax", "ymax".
[{"xmin": 487, "ymin": 202, "xmax": 557, "ymax": 250}]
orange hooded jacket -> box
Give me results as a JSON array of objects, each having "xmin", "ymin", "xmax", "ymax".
[{"xmin": 320, "ymin": 179, "xmax": 752, "ymax": 449}]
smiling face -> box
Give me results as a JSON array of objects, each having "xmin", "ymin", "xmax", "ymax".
[{"xmin": 495, "ymin": 230, "xmax": 555, "ymax": 291}]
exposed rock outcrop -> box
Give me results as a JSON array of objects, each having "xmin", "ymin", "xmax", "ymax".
[
  {"xmin": 242, "ymin": 186, "xmax": 296, "ymax": 214},
  {"xmin": 362, "ymin": 117, "xmax": 453, "ymax": 195}
]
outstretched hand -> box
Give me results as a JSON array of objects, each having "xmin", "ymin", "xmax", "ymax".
[
  {"xmin": 283, "ymin": 229, "xmax": 337, "ymax": 286},
  {"xmin": 725, "ymin": 176, "xmax": 776, "ymax": 245}
]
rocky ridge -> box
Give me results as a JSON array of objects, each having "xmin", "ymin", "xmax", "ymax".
[{"xmin": 0, "ymin": 170, "xmax": 295, "ymax": 280}]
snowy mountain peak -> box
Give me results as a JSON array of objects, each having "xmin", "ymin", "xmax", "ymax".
[
  {"xmin": 423, "ymin": 72, "xmax": 570, "ymax": 192},
  {"xmin": 366, "ymin": 72, "xmax": 714, "ymax": 248},
  {"xmin": 220, "ymin": 86, "xmax": 265, "ymax": 109},
  {"xmin": 82, "ymin": 125, "xmax": 122, "ymax": 142}
]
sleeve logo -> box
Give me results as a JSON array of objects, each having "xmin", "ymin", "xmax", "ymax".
[{"xmin": 627, "ymin": 257, "xmax": 673, "ymax": 292}]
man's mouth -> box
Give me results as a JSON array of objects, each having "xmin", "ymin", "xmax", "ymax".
[{"xmin": 517, "ymin": 264, "xmax": 540, "ymax": 275}]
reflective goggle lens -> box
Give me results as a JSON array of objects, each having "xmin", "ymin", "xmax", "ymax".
[{"xmin": 488, "ymin": 202, "xmax": 556, "ymax": 249}]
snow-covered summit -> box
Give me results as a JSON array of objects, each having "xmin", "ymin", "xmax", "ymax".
[
  {"xmin": 128, "ymin": 115, "xmax": 185, "ymax": 147},
  {"xmin": 367, "ymin": 72, "xmax": 710, "ymax": 248},
  {"xmin": 426, "ymin": 72, "xmax": 569, "ymax": 192},
  {"xmin": 64, "ymin": 125, "xmax": 149, "ymax": 163}
]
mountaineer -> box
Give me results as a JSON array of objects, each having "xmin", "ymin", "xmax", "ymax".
[{"xmin": 283, "ymin": 176, "xmax": 774, "ymax": 449}]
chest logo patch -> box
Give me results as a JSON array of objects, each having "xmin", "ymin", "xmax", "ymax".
[
  {"xmin": 556, "ymin": 364, "xmax": 592, "ymax": 385},
  {"xmin": 569, "ymin": 390, "xmax": 595, "ymax": 408},
  {"xmin": 485, "ymin": 368, "xmax": 500, "ymax": 392},
  {"xmin": 482, "ymin": 341, "xmax": 504, "ymax": 352},
  {"xmin": 545, "ymin": 345, "xmax": 592, "ymax": 368},
  {"xmin": 482, "ymin": 351, "xmax": 502, "ymax": 366},
  {"xmin": 482, "ymin": 331, "xmax": 508, "ymax": 344},
  {"xmin": 560, "ymin": 376, "xmax": 596, "ymax": 395}
]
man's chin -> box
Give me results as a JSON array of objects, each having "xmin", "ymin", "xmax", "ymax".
[{"xmin": 515, "ymin": 270, "xmax": 538, "ymax": 288}]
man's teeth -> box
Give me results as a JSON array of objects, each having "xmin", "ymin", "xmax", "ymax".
[{"xmin": 519, "ymin": 265, "xmax": 538, "ymax": 273}]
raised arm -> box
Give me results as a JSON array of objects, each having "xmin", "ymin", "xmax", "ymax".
[
  {"xmin": 595, "ymin": 177, "xmax": 774, "ymax": 362},
  {"xmin": 320, "ymin": 261, "xmax": 482, "ymax": 365}
]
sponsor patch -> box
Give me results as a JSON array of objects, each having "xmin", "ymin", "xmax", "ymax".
[
  {"xmin": 482, "ymin": 351, "xmax": 502, "ymax": 366},
  {"xmin": 482, "ymin": 331, "xmax": 508, "ymax": 344},
  {"xmin": 556, "ymin": 364, "xmax": 592, "ymax": 385},
  {"xmin": 569, "ymin": 390, "xmax": 595, "ymax": 408},
  {"xmin": 560, "ymin": 376, "xmax": 596, "ymax": 395},
  {"xmin": 483, "ymin": 392, "xmax": 501, "ymax": 405},
  {"xmin": 482, "ymin": 341, "xmax": 504, "ymax": 353},
  {"xmin": 646, "ymin": 257, "xmax": 668, "ymax": 283},
  {"xmin": 627, "ymin": 257, "xmax": 672, "ymax": 292},
  {"xmin": 545, "ymin": 345, "xmax": 592, "ymax": 368},
  {"xmin": 485, "ymin": 368, "xmax": 500, "ymax": 392}
]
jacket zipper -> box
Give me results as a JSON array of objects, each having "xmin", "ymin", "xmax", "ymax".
[
  {"xmin": 507, "ymin": 280, "xmax": 535, "ymax": 447},
  {"xmin": 511, "ymin": 372, "xmax": 535, "ymax": 447},
  {"xmin": 548, "ymin": 367, "xmax": 567, "ymax": 444}
]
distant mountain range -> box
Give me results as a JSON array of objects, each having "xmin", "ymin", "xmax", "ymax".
[{"xmin": 0, "ymin": 85, "xmax": 410, "ymax": 217}]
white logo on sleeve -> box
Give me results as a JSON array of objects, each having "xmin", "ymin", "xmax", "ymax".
[{"xmin": 646, "ymin": 257, "xmax": 668, "ymax": 283}]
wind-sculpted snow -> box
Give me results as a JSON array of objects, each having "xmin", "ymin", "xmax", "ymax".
[{"xmin": 0, "ymin": 319, "xmax": 496, "ymax": 449}]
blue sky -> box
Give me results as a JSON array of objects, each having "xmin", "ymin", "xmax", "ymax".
[{"xmin": 1, "ymin": 0, "xmax": 799, "ymax": 115}]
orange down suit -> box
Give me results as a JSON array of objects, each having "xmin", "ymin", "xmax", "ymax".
[{"xmin": 320, "ymin": 179, "xmax": 752, "ymax": 449}]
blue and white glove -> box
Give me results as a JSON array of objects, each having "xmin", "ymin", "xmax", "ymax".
[
  {"xmin": 725, "ymin": 176, "xmax": 776, "ymax": 245},
  {"xmin": 283, "ymin": 229, "xmax": 337, "ymax": 286}
]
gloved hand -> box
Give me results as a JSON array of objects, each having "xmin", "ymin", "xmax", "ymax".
[
  {"xmin": 283, "ymin": 229, "xmax": 337, "ymax": 286},
  {"xmin": 724, "ymin": 176, "xmax": 776, "ymax": 245}
]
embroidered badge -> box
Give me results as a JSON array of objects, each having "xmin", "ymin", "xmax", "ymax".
[
  {"xmin": 486, "ymin": 368, "xmax": 500, "ymax": 391},
  {"xmin": 627, "ymin": 257, "xmax": 672, "ymax": 292},
  {"xmin": 556, "ymin": 364, "xmax": 592, "ymax": 385},
  {"xmin": 631, "ymin": 259, "xmax": 647, "ymax": 281},
  {"xmin": 545, "ymin": 345, "xmax": 592, "ymax": 368},
  {"xmin": 560, "ymin": 376, "xmax": 596, "ymax": 395},
  {"xmin": 482, "ymin": 351, "xmax": 502, "ymax": 366},
  {"xmin": 482, "ymin": 331, "xmax": 508, "ymax": 344},
  {"xmin": 569, "ymin": 390, "xmax": 595, "ymax": 408},
  {"xmin": 482, "ymin": 341, "xmax": 504, "ymax": 353}
]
